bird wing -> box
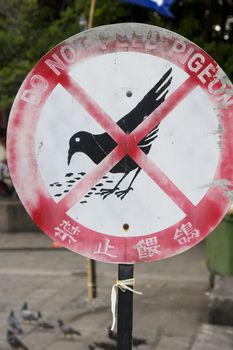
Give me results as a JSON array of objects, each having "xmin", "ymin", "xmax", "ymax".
[
  {"xmin": 138, "ymin": 124, "xmax": 159, "ymax": 148},
  {"xmin": 117, "ymin": 67, "xmax": 172, "ymax": 133}
]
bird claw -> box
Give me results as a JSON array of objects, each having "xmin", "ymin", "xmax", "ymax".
[
  {"xmin": 98, "ymin": 187, "xmax": 119, "ymax": 199},
  {"xmin": 115, "ymin": 187, "xmax": 133, "ymax": 199},
  {"xmin": 96, "ymin": 186, "xmax": 133, "ymax": 200}
]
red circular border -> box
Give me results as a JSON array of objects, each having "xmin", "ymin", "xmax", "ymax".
[{"xmin": 7, "ymin": 24, "xmax": 233, "ymax": 263}]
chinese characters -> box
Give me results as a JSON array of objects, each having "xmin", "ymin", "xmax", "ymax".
[
  {"xmin": 54, "ymin": 220, "xmax": 80, "ymax": 244},
  {"xmin": 174, "ymin": 222, "xmax": 200, "ymax": 245},
  {"xmin": 133, "ymin": 237, "xmax": 162, "ymax": 259},
  {"xmin": 93, "ymin": 239, "xmax": 117, "ymax": 258}
]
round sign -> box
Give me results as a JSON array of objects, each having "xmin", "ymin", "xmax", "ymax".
[{"xmin": 7, "ymin": 23, "xmax": 233, "ymax": 263}]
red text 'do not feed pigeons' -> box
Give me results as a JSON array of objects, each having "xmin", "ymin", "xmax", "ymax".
[{"xmin": 68, "ymin": 68, "xmax": 172, "ymax": 200}]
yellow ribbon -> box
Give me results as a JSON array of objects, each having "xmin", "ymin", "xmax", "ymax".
[{"xmin": 111, "ymin": 278, "xmax": 142, "ymax": 331}]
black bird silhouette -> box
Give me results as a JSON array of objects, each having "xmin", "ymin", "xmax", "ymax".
[
  {"xmin": 6, "ymin": 329, "xmax": 28, "ymax": 350},
  {"xmin": 8, "ymin": 310, "xmax": 23, "ymax": 334},
  {"xmin": 58, "ymin": 319, "xmax": 81, "ymax": 337},
  {"xmin": 68, "ymin": 68, "xmax": 172, "ymax": 199}
]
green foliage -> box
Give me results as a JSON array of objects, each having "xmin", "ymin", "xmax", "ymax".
[
  {"xmin": 196, "ymin": 41, "xmax": 233, "ymax": 79},
  {"xmin": 0, "ymin": 0, "xmax": 232, "ymax": 112},
  {"xmin": 0, "ymin": 0, "xmax": 87, "ymax": 110}
]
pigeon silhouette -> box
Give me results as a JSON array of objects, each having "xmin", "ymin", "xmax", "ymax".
[
  {"xmin": 68, "ymin": 68, "xmax": 172, "ymax": 199},
  {"xmin": 8, "ymin": 310, "xmax": 23, "ymax": 334},
  {"xmin": 58, "ymin": 319, "xmax": 81, "ymax": 337},
  {"xmin": 7, "ymin": 329, "xmax": 28, "ymax": 350},
  {"xmin": 37, "ymin": 311, "xmax": 54, "ymax": 330},
  {"xmin": 88, "ymin": 342, "xmax": 117, "ymax": 350},
  {"xmin": 20, "ymin": 302, "xmax": 37, "ymax": 322}
]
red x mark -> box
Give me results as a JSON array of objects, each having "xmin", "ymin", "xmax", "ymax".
[{"xmin": 57, "ymin": 72, "xmax": 197, "ymax": 215}]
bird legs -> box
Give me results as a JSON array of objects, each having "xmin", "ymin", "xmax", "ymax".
[
  {"xmin": 115, "ymin": 168, "xmax": 141, "ymax": 199},
  {"xmin": 99, "ymin": 168, "xmax": 141, "ymax": 200},
  {"xmin": 99, "ymin": 172, "xmax": 128, "ymax": 199}
]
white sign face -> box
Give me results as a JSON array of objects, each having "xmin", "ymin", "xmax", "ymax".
[
  {"xmin": 7, "ymin": 23, "xmax": 233, "ymax": 263},
  {"xmin": 36, "ymin": 52, "xmax": 219, "ymax": 236}
]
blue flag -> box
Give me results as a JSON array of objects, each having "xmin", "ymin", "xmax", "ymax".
[{"xmin": 122, "ymin": 0, "xmax": 175, "ymax": 18}]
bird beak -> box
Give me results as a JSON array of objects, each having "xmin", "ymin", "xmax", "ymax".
[{"xmin": 67, "ymin": 149, "xmax": 73, "ymax": 165}]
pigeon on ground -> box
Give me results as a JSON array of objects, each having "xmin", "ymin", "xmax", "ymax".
[
  {"xmin": 6, "ymin": 329, "xmax": 28, "ymax": 350},
  {"xmin": 8, "ymin": 310, "xmax": 23, "ymax": 334},
  {"xmin": 88, "ymin": 342, "xmax": 117, "ymax": 350},
  {"xmin": 58, "ymin": 319, "xmax": 81, "ymax": 337},
  {"xmin": 132, "ymin": 335, "xmax": 147, "ymax": 347},
  {"xmin": 20, "ymin": 302, "xmax": 37, "ymax": 322},
  {"xmin": 68, "ymin": 68, "xmax": 172, "ymax": 199},
  {"xmin": 108, "ymin": 326, "xmax": 147, "ymax": 347},
  {"xmin": 37, "ymin": 311, "xmax": 54, "ymax": 330}
]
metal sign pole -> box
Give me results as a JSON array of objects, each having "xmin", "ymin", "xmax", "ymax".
[
  {"xmin": 86, "ymin": 0, "xmax": 97, "ymax": 302},
  {"xmin": 117, "ymin": 264, "xmax": 134, "ymax": 350}
]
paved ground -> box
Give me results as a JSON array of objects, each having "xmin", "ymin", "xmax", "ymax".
[{"xmin": 0, "ymin": 232, "xmax": 210, "ymax": 350}]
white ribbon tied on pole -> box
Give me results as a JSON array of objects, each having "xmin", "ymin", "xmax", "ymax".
[{"xmin": 111, "ymin": 278, "xmax": 142, "ymax": 331}]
